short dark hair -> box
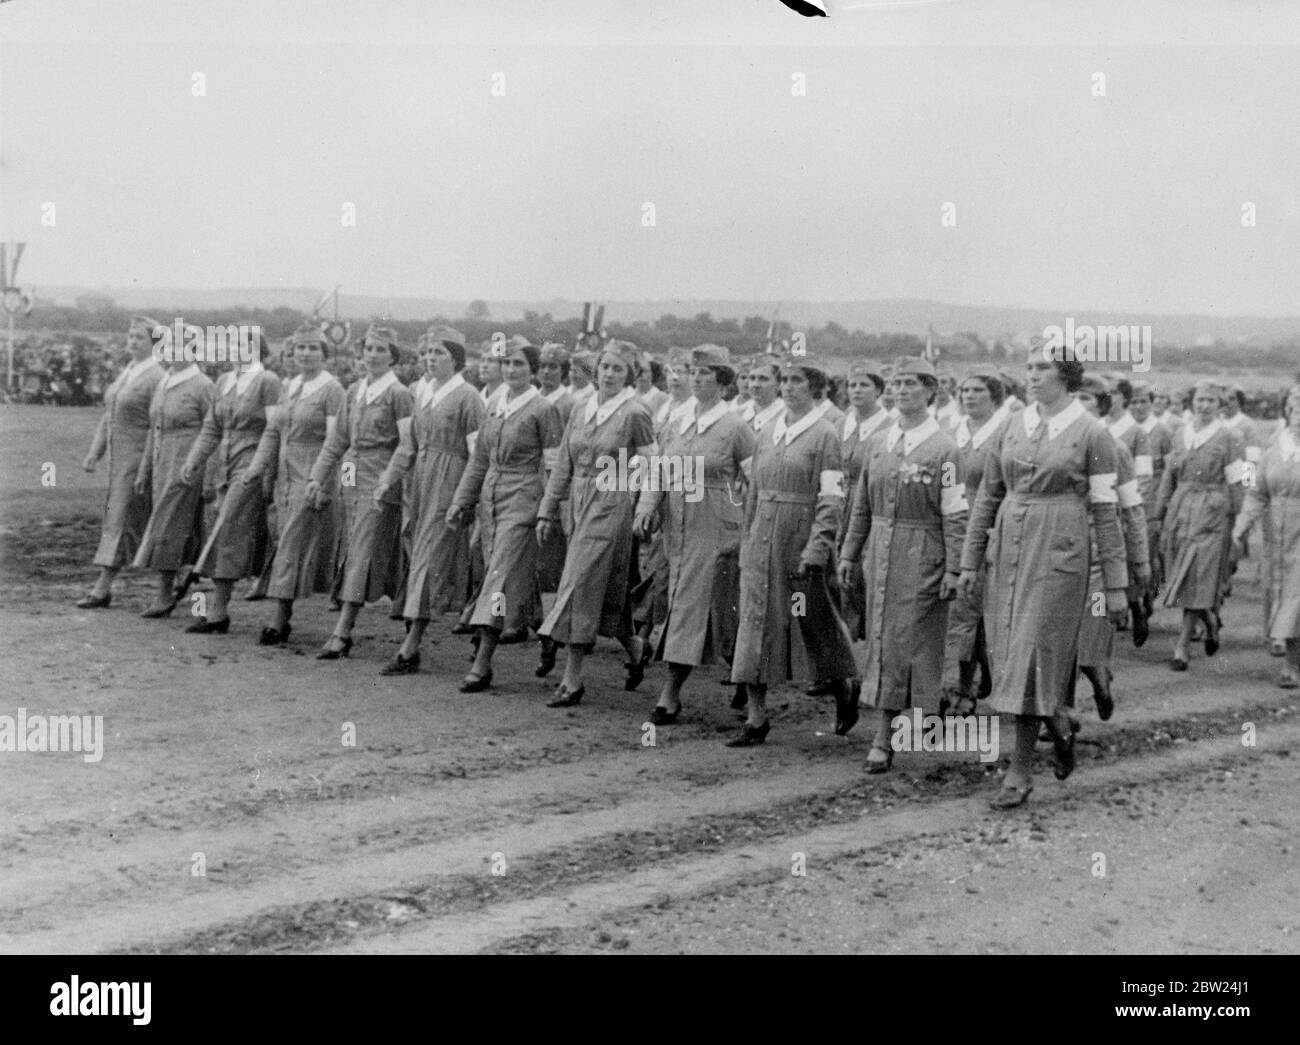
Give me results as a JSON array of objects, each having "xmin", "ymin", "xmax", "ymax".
[
  {"xmin": 1053, "ymin": 358, "xmax": 1085, "ymax": 393},
  {"xmin": 963, "ymin": 374, "xmax": 1005, "ymax": 405},
  {"xmin": 1112, "ymin": 377, "xmax": 1133, "ymax": 408}
]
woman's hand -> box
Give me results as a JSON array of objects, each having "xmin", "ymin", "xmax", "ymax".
[
  {"xmin": 836, "ymin": 557, "xmax": 856, "ymax": 591},
  {"xmin": 633, "ymin": 512, "xmax": 655, "ymax": 540},
  {"xmin": 940, "ymin": 571, "xmax": 959, "ymax": 601},
  {"xmin": 180, "ymin": 463, "xmax": 198, "ymax": 486},
  {"xmin": 536, "ymin": 518, "xmax": 555, "ymax": 547},
  {"xmin": 133, "ymin": 471, "xmax": 149, "ymax": 496},
  {"xmin": 956, "ymin": 569, "xmax": 979, "ymax": 598},
  {"xmin": 304, "ymin": 478, "xmax": 326, "ymax": 509},
  {"xmin": 1105, "ymin": 588, "xmax": 1127, "ymax": 626},
  {"xmin": 372, "ymin": 482, "xmax": 389, "ymax": 505},
  {"xmin": 1133, "ymin": 562, "xmax": 1152, "ymax": 588},
  {"xmin": 82, "ymin": 454, "xmax": 97, "ymax": 473},
  {"xmin": 446, "ymin": 505, "xmax": 468, "ymax": 528},
  {"xmin": 241, "ymin": 467, "xmax": 261, "ymax": 488}
]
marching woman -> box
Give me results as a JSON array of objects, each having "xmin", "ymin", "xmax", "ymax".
[
  {"xmin": 132, "ymin": 349, "xmax": 216, "ymax": 617},
  {"xmin": 1233, "ymin": 384, "xmax": 1300, "ymax": 688},
  {"xmin": 958, "ymin": 345, "xmax": 1128, "ymax": 808},
  {"xmin": 939, "ymin": 367, "xmax": 1011, "ymax": 715},
  {"xmin": 537, "ymin": 342, "xmax": 575, "ymax": 428},
  {"xmin": 634, "ymin": 345, "xmax": 756, "ymax": 723},
  {"xmin": 447, "ymin": 339, "xmax": 562, "ymax": 690},
  {"xmin": 728, "ymin": 356, "xmax": 857, "ymax": 746},
  {"xmin": 373, "ymin": 327, "xmax": 485, "ymax": 674},
  {"xmin": 1153, "ymin": 380, "xmax": 1248, "ymax": 671},
  {"xmin": 536, "ymin": 340, "xmax": 657, "ymax": 707},
  {"xmin": 534, "ymin": 342, "xmax": 575, "ymax": 648},
  {"xmin": 745, "ymin": 358, "xmax": 786, "ymax": 434},
  {"xmin": 241, "ymin": 323, "xmax": 346, "ymax": 645},
  {"xmin": 76, "ymin": 317, "xmax": 164, "ymax": 608},
  {"xmin": 177, "ymin": 333, "xmax": 282, "ymax": 633},
  {"xmin": 306, "ymin": 325, "xmax": 414, "ymax": 659},
  {"xmin": 1130, "ymin": 380, "xmax": 1174, "ymax": 617},
  {"xmin": 838, "ymin": 357, "xmax": 968, "ymax": 773}
]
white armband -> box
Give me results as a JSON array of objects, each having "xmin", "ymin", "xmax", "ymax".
[
  {"xmin": 396, "ymin": 416, "xmax": 413, "ymax": 441},
  {"xmin": 1224, "ymin": 460, "xmax": 1250, "ymax": 485},
  {"xmin": 819, "ymin": 469, "xmax": 845, "ymax": 498},
  {"xmin": 543, "ymin": 447, "xmax": 559, "ymax": 472},
  {"xmin": 740, "ymin": 456, "xmax": 753, "ymax": 479},
  {"xmin": 1245, "ymin": 445, "xmax": 1262, "ymax": 463},
  {"xmin": 1088, "ymin": 472, "xmax": 1118, "ymax": 504},
  {"xmin": 1117, "ymin": 478, "xmax": 1143, "ymax": 509},
  {"xmin": 466, "ymin": 431, "xmax": 479, "ymax": 457},
  {"xmin": 1133, "ymin": 454, "xmax": 1153, "ymax": 478},
  {"xmin": 941, "ymin": 484, "xmax": 969, "ymax": 515},
  {"xmin": 325, "ymin": 416, "xmax": 338, "ymax": 439}
]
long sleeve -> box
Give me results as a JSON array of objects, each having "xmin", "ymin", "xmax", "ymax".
[
  {"xmin": 247, "ymin": 404, "xmax": 284, "ymax": 479},
  {"xmin": 1225, "ymin": 429, "xmax": 1248, "ymax": 515},
  {"xmin": 938, "ymin": 443, "xmax": 968, "ymax": 574},
  {"xmin": 538, "ymin": 419, "xmax": 575, "ymax": 521},
  {"xmin": 1131, "ymin": 426, "xmax": 1153, "ymax": 502},
  {"xmin": 1087, "ymin": 427, "xmax": 1128, "ymax": 591},
  {"xmin": 183, "ymin": 399, "xmax": 224, "ymax": 475},
  {"xmin": 1153, "ymin": 450, "xmax": 1178, "ymax": 524},
  {"xmin": 450, "ymin": 415, "xmax": 491, "ymax": 513},
  {"xmin": 960, "ymin": 428, "xmax": 1008, "ymax": 571},
  {"xmin": 839, "ymin": 452, "xmax": 872, "ymax": 563},
  {"xmin": 379, "ymin": 415, "xmax": 418, "ymax": 489},
  {"xmin": 310, "ymin": 390, "xmax": 353, "ymax": 486},
  {"xmin": 1233, "ymin": 462, "xmax": 1270, "ymax": 541},
  {"xmin": 800, "ymin": 429, "xmax": 843, "ymax": 569},
  {"xmin": 88, "ymin": 407, "xmax": 110, "ymax": 461}
]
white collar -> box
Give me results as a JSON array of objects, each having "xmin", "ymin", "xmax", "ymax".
[
  {"xmin": 224, "ymin": 361, "xmax": 264, "ymax": 396},
  {"xmin": 957, "ymin": 405, "xmax": 1010, "ymax": 451},
  {"xmin": 115, "ymin": 357, "xmax": 159, "ymax": 391},
  {"xmin": 1279, "ymin": 428, "xmax": 1300, "ymax": 463},
  {"xmin": 289, "ymin": 371, "xmax": 332, "ymax": 399},
  {"xmin": 689, "ymin": 398, "xmax": 729, "ymax": 436},
  {"xmin": 843, "ymin": 405, "xmax": 887, "ymax": 442},
  {"xmin": 772, "ymin": 405, "xmax": 824, "ymax": 446},
  {"xmin": 666, "ymin": 395, "xmax": 698, "ymax": 433},
  {"xmin": 428, "ymin": 371, "xmax": 465, "ymax": 410},
  {"xmin": 739, "ymin": 399, "xmax": 756, "ymax": 421},
  {"xmin": 811, "ymin": 399, "xmax": 834, "ymax": 422},
  {"xmin": 1107, "ymin": 412, "xmax": 1136, "ymax": 439},
  {"xmin": 163, "ymin": 364, "xmax": 201, "ymax": 390},
  {"xmin": 1183, "ymin": 418, "xmax": 1222, "ymax": 450},
  {"xmin": 415, "ymin": 375, "xmax": 437, "ymax": 409},
  {"xmin": 570, "ymin": 384, "xmax": 595, "ymax": 405},
  {"xmin": 886, "ymin": 415, "xmax": 940, "ymax": 455},
  {"xmin": 584, "ymin": 386, "xmax": 636, "ymax": 427},
  {"xmin": 481, "ymin": 383, "xmax": 506, "ymax": 408},
  {"xmin": 1022, "ymin": 398, "xmax": 1085, "ymax": 441},
  {"xmin": 497, "ymin": 383, "xmax": 540, "ymax": 420},
  {"xmin": 751, "ymin": 398, "xmax": 785, "ymax": 432},
  {"xmin": 357, "ymin": 369, "xmax": 399, "ymax": 405},
  {"xmin": 1222, "ymin": 412, "xmax": 1247, "ymax": 429},
  {"xmin": 544, "ymin": 385, "xmax": 569, "ymax": 404},
  {"xmin": 935, "ymin": 399, "xmax": 957, "ymax": 420},
  {"xmin": 1136, "ymin": 415, "xmax": 1160, "ymax": 434}
]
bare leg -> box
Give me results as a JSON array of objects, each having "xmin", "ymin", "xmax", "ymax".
[
  {"xmin": 561, "ymin": 645, "xmax": 586, "ymax": 692},
  {"xmin": 398, "ymin": 619, "xmax": 428, "ymax": 660},
  {"xmin": 334, "ymin": 601, "xmax": 360, "ymax": 638},
  {"xmin": 1003, "ymin": 715, "xmax": 1038, "ymax": 791},
  {"xmin": 91, "ymin": 566, "xmax": 119, "ymax": 598},
  {"xmin": 210, "ymin": 579, "xmax": 233, "ymax": 622},
  {"xmin": 656, "ymin": 663, "xmax": 691, "ymax": 711},
  {"xmin": 1173, "ymin": 609, "xmax": 1196, "ymax": 662},
  {"xmin": 470, "ymin": 627, "xmax": 499, "ymax": 678},
  {"xmin": 272, "ymin": 598, "xmax": 292, "ymax": 631}
]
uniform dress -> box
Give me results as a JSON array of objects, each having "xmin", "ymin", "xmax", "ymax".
[
  {"xmin": 376, "ymin": 372, "xmax": 485, "ymax": 621},
  {"xmin": 835, "ymin": 405, "xmax": 890, "ymax": 639},
  {"xmin": 393, "ymin": 374, "xmax": 437, "ymax": 614},
  {"xmin": 309, "ymin": 370, "xmax": 414, "ymax": 604},
  {"xmin": 939, "ymin": 405, "xmax": 1012, "ymax": 696},
  {"xmin": 1078, "ymin": 435, "xmax": 1150, "ymax": 671},
  {"xmin": 450, "ymin": 386, "xmax": 561, "ymax": 633},
  {"xmin": 536, "ymin": 385, "xmax": 577, "ymax": 595},
  {"xmin": 538, "ymin": 388, "xmax": 656, "ymax": 647},
  {"xmin": 960, "ymin": 400, "xmax": 1127, "ymax": 718},
  {"xmin": 248, "ymin": 371, "xmax": 347, "ymax": 600},
  {"xmin": 184, "ymin": 366, "xmax": 282, "ymax": 580},
  {"xmin": 840, "ymin": 417, "xmax": 969, "ymax": 713},
  {"xmin": 1107, "ymin": 412, "xmax": 1154, "ymax": 604},
  {"xmin": 88, "ymin": 358, "xmax": 163, "ymax": 567},
  {"xmin": 1137, "ymin": 415, "xmax": 1174, "ymax": 591},
  {"xmin": 731, "ymin": 408, "xmax": 856, "ymax": 686},
  {"xmin": 638, "ymin": 399, "xmax": 756, "ymax": 666},
  {"xmin": 1235, "ymin": 429, "xmax": 1300, "ymax": 641},
  {"xmin": 1153, "ymin": 421, "xmax": 1247, "ymax": 611},
  {"xmin": 133, "ymin": 367, "xmax": 216, "ymax": 571}
]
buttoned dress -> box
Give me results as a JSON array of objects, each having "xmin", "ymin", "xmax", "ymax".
[
  {"xmin": 539, "ymin": 390, "xmax": 656, "ymax": 646},
  {"xmin": 1154, "ymin": 422, "xmax": 1247, "ymax": 611},
  {"xmin": 249, "ymin": 372, "xmax": 346, "ymax": 600},
  {"xmin": 961, "ymin": 401, "xmax": 1128, "ymax": 718},
  {"xmin": 184, "ymin": 368, "xmax": 282, "ymax": 580},
  {"xmin": 638, "ymin": 401, "xmax": 756, "ymax": 666},
  {"xmin": 731, "ymin": 410, "xmax": 856, "ymax": 686},
  {"xmin": 448, "ymin": 386, "xmax": 559, "ymax": 632},
  {"xmin": 836, "ymin": 406, "xmax": 891, "ymax": 639},
  {"xmin": 536, "ymin": 385, "xmax": 577, "ymax": 594},
  {"xmin": 88, "ymin": 359, "xmax": 163, "ymax": 567},
  {"xmin": 310, "ymin": 372, "xmax": 414, "ymax": 604},
  {"xmin": 133, "ymin": 369, "xmax": 216, "ymax": 571},
  {"xmin": 379, "ymin": 373, "xmax": 485, "ymax": 621},
  {"xmin": 1137, "ymin": 416, "xmax": 1175, "ymax": 590},
  {"xmin": 840, "ymin": 418, "xmax": 969, "ymax": 712},
  {"xmin": 1235, "ymin": 430, "xmax": 1300, "ymax": 641},
  {"xmin": 940, "ymin": 406, "xmax": 1012, "ymax": 692}
]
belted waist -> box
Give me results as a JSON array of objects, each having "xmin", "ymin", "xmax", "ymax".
[
  {"xmin": 1177, "ymin": 480, "xmax": 1228, "ymax": 491},
  {"xmin": 490, "ymin": 465, "xmax": 542, "ymax": 475},
  {"xmin": 888, "ymin": 518, "xmax": 941, "ymax": 530},
  {"xmin": 757, "ymin": 490, "xmax": 816, "ymax": 506},
  {"xmin": 1006, "ymin": 491, "xmax": 1079, "ymax": 504}
]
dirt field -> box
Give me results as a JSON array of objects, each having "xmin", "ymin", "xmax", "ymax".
[{"xmin": 1, "ymin": 404, "xmax": 1296, "ymax": 954}]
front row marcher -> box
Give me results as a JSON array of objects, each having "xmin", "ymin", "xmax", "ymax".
[{"xmin": 958, "ymin": 344, "xmax": 1129, "ymax": 809}]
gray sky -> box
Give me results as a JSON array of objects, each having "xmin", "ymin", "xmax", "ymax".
[{"xmin": 2, "ymin": 0, "xmax": 1300, "ymax": 314}]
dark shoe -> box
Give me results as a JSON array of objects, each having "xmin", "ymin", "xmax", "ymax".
[
  {"xmin": 547, "ymin": 683, "xmax": 584, "ymax": 708},
  {"xmin": 1130, "ymin": 601, "xmax": 1149, "ymax": 648},
  {"xmin": 1279, "ymin": 669, "xmax": 1299, "ymax": 690},
  {"xmin": 1052, "ymin": 724, "xmax": 1076, "ymax": 781},
  {"xmin": 381, "ymin": 652, "xmax": 421, "ymax": 676},
  {"xmin": 989, "ymin": 784, "xmax": 1033, "ymax": 809},
  {"xmin": 952, "ymin": 694, "xmax": 979, "ymax": 716},
  {"xmin": 244, "ymin": 590, "xmax": 266, "ymax": 602},
  {"xmin": 140, "ymin": 599, "xmax": 177, "ymax": 619},
  {"xmin": 729, "ymin": 685, "xmax": 748, "ymax": 711},
  {"xmin": 75, "ymin": 593, "xmax": 111, "ymax": 609},
  {"xmin": 624, "ymin": 637, "xmax": 650, "ymax": 691},
  {"xmin": 806, "ymin": 679, "xmax": 833, "ymax": 697},
  {"xmin": 1093, "ymin": 667, "xmax": 1114, "ymax": 722},
  {"xmin": 536, "ymin": 637, "xmax": 558, "ymax": 678},
  {"xmin": 649, "ymin": 704, "xmax": 680, "ymax": 725},
  {"xmin": 1203, "ymin": 613, "xmax": 1220, "ymax": 657},
  {"xmin": 865, "ymin": 746, "xmax": 894, "ymax": 774},
  {"xmin": 459, "ymin": 669, "xmax": 493, "ymax": 693},
  {"xmin": 185, "ymin": 616, "xmax": 230, "ymax": 634},
  {"xmin": 833, "ymin": 679, "xmax": 860, "ymax": 736},
  {"xmin": 1270, "ymin": 639, "xmax": 1287, "ymax": 657},
  {"xmin": 1170, "ymin": 655, "xmax": 1188, "ymax": 672},
  {"xmin": 258, "ymin": 625, "xmax": 291, "ymax": 646},
  {"xmin": 317, "ymin": 636, "xmax": 353, "ymax": 660},
  {"xmin": 329, "ymin": 598, "xmax": 343, "ymax": 612},
  {"xmin": 498, "ymin": 628, "xmax": 529, "ymax": 645},
  {"xmin": 1038, "ymin": 715, "xmax": 1081, "ymax": 743},
  {"xmin": 726, "ymin": 720, "xmax": 770, "ymax": 747},
  {"xmin": 450, "ymin": 619, "xmax": 474, "ymax": 636}
]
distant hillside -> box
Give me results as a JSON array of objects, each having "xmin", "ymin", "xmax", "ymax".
[{"xmin": 34, "ymin": 286, "xmax": 1300, "ymax": 344}]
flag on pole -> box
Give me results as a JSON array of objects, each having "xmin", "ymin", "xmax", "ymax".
[{"xmin": 923, "ymin": 324, "xmax": 938, "ymax": 362}]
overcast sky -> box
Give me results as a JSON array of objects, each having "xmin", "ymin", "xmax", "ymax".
[{"xmin": 2, "ymin": 0, "xmax": 1299, "ymax": 315}]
